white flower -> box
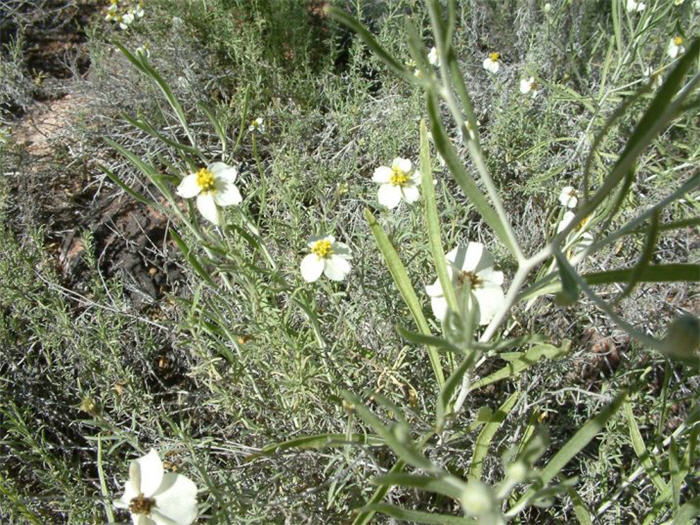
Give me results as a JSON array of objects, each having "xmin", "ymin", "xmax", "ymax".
[
  {"xmin": 119, "ymin": 11, "xmax": 135, "ymax": 29},
  {"xmin": 557, "ymin": 211, "xmax": 594, "ymax": 264},
  {"xmin": 135, "ymin": 44, "xmax": 150, "ymax": 58},
  {"xmin": 372, "ymin": 157, "xmax": 421, "ymax": 209},
  {"xmin": 177, "ymin": 162, "xmax": 242, "ymax": 226},
  {"xmin": 626, "ymin": 0, "xmax": 646, "ymax": 12},
  {"xmin": 673, "ymin": 0, "xmax": 684, "ymax": 5},
  {"xmin": 428, "ymin": 46, "xmax": 440, "ymax": 67},
  {"xmin": 644, "ymin": 67, "xmax": 663, "ymax": 90},
  {"xmin": 519, "ymin": 76, "xmax": 538, "ymax": 96},
  {"xmin": 114, "ymin": 449, "xmax": 198, "ymax": 525},
  {"xmin": 667, "ymin": 36, "xmax": 685, "ymax": 59},
  {"xmin": 248, "ymin": 117, "xmax": 265, "ymax": 133},
  {"xmin": 558, "ymin": 186, "xmax": 578, "ymax": 208},
  {"xmin": 300, "ymin": 236, "xmax": 352, "ymax": 282},
  {"xmin": 543, "ymin": 3, "xmax": 552, "ymax": 13},
  {"xmin": 483, "ymin": 52, "xmax": 501, "ymax": 73},
  {"xmin": 425, "ymin": 242, "xmax": 505, "ymax": 325}
]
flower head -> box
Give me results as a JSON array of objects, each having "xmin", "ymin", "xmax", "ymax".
[
  {"xmin": 135, "ymin": 43, "xmax": 150, "ymax": 58},
  {"xmin": 667, "ymin": 35, "xmax": 685, "ymax": 59},
  {"xmin": 428, "ymin": 46, "xmax": 440, "ymax": 67},
  {"xmin": 558, "ymin": 186, "xmax": 578, "ymax": 208},
  {"xmin": 300, "ymin": 235, "xmax": 352, "ymax": 282},
  {"xmin": 483, "ymin": 52, "xmax": 501, "ymax": 74},
  {"xmin": 626, "ymin": 0, "xmax": 646, "ymax": 12},
  {"xmin": 372, "ymin": 157, "xmax": 421, "ymax": 209},
  {"xmin": 557, "ymin": 211, "xmax": 594, "ymax": 264},
  {"xmin": 643, "ymin": 67, "xmax": 663, "ymax": 90},
  {"xmin": 248, "ymin": 117, "xmax": 265, "ymax": 133},
  {"xmin": 519, "ymin": 76, "xmax": 538, "ymax": 96},
  {"xmin": 119, "ymin": 10, "xmax": 135, "ymax": 30},
  {"xmin": 114, "ymin": 449, "xmax": 198, "ymax": 525},
  {"xmin": 177, "ymin": 162, "xmax": 242, "ymax": 225},
  {"xmin": 426, "ymin": 242, "xmax": 505, "ymax": 325}
]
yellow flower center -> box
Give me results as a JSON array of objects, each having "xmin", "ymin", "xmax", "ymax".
[
  {"xmin": 196, "ymin": 168, "xmax": 216, "ymax": 192},
  {"xmin": 673, "ymin": 36, "xmax": 683, "ymax": 46},
  {"xmin": 457, "ymin": 270, "xmax": 483, "ymax": 289},
  {"xmin": 311, "ymin": 239, "xmax": 333, "ymax": 258},
  {"xmin": 489, "ymin": 52, "xmax": 500, "ymax": 62},
  {"xmin": 390, "ymin": 167, "xmax": 408, "ymax": 186},
  {"xmin": 129, "ymin": 494, "xmax": 156, "ymax": 515}
]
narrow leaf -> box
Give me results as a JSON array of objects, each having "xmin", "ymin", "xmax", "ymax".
[
  {"xmin": 623, "ymin": 401, "xmax": 668, "ymax": 495},
  {"xmin": 359, "ymin": 503, "xmax": 473, "ymax": 524},
  {"xmin": 373, "ymin": 473, "xmax": 465, "ymax": 501},
  {"xmin": 116, "ymin": 43, "xmax": 195, "ymax": 146},
  {"xmin": 352, "ymin": 459, "xmax": 406, "ymax": 525},
  {"xmin": 344, "ymin": 392, "xmax": 434, "ymax": 472},
  {"xmin": 251, "ymin": 433, "xmax": 383, "ymax": 459},
  {"xmin": 170, "ymin": 229, "xmax": 214, "ymax": 286},
  {"xmin": 617, "ymin": 210, "xmax": 660, "ymax": 300},
  {"xmin": 327, "ymin": 8, "xmax": 410, "ymax": 81},
  {"xmin": 510, "ymin": 391, "xmax": 628, "ymax": 514},
  {"xmin": 468, "ymin": 391, "xmax": 519, "ymax": 481},
  {"xmin": 436, "ymin": 350, "xmax": 480, "ymax": 431},
  {"xmin": 421, "ymin": 119, "xmax": 458, "ymax": 313},
  {"xmin": 469, "ymin": 342, "xmax": 571, "ymax": 392},
  {"xmin": 364, "ymin": 208, "xmax": 444, "ymax": 387},
  {"xmin": 568, "ymin": 488, "xmax": 593, "ymax": 525},
  {"xmin": 555, "ymin": 254, "xmax": 580, "ymax": 306},
  {"xmin": 426, "ymin": 92, "xmax": 518, "ymax": 258},
  {"xmin": 396, "ymin": 325, "xmax": 462, "ymax": 355},
  {"xmin": 99, "ymin": 164, "xmax": 158, "ymax": 208}
]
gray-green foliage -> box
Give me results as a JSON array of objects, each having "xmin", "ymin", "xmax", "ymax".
[{"xmin": 1, "ymin": 0, "xmax": 698, "ymax": 523}]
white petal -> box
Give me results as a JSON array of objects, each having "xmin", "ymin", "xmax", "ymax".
[
  {"xmin": 393, "ymin": 158, "xmax": 412, "ymax": 174},
  {"xmin": 378, "ymin": 184, "xmax": 402, "ymax": 209},
  {"xmin": 430, "ymin": 295, "xmax": 449, "ymax": 322},
  {"xmin": 449, "ymin": 242, "xmax": 493, "ymax": 273},
  {"xmin": 133, "ymin": 515, "xmax": 156, "ymax": 525},
  {"xmin": 300, "ymin": 254, "xmax": 324, "ymax": 282},
  {"xmin": 483, "ymin": 58, "xmax": 500, "ymax": 73},
  {"xmin": 115, "ymin": 476, "xmax": 139, "ymax": 509},
  {"xmin": 149, "ymin": 510, "xmax": 179, "ymax": 525},
  {"xmin": 479, "ymin": 268, "xmax": 504, "ymax": 287},
  {"xmin": 558, "ymin": 186, "xmax": 577, "ymax": 208},
  {"xmin": 473, "ymin": 284, "xmax": 505, "ymax": 325},
  {"xmin": 208, "ymin": 162, "xmax": 237, "ymax": 182},
  {"xmin": 557, "ymin": 211, "xmax": 576, "ymax": 233},
  {"xmin": 213, "ymin": 180, "xmax": 242, "ymax": 207},
  {"xmin": 332, "ymin": 241, "xmax": 352, "ymax": 259},
  {"xmin": 132, "ymin": 449, "xmax": 164, "ymax": 498},
  {"xmin": 372, "ymin": 166, "xmax": 392, "ymax": 183},
  {"xmin": 196, "ymin": 193, "xmax": 221, "ymax": 225},
  {"xmin": 152, "ymin": 473, "xmax": 198, "ymax": 525},
  {"xmin": 425, "ymin": 279, "xmax": 443, "ymax": 298},
  {"xmin": 176, "ymin": 174, "xmax": 200, "ymax": 199},
  {"xmin": 519, "ymin": 78, "xmax": 531, "ymax": 94},
  {"xmin": 324, "ymin": 255, "xmax": 352, "ymax": 281},
  {"xmin": 401, "ymin": 184, "xmax": 420, "ymax": 203},
  {"xmin": 410, "ymin": 170, "xmax": 421, "ymax": 185},
  {"xmin": 428, "ymin": 46, "xmax": 439, "ymax": 66}
]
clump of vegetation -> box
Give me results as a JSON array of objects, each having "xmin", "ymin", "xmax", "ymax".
[{"xmin": 1, "ymin": 0, "xmax": 698, "ymax": 523}]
